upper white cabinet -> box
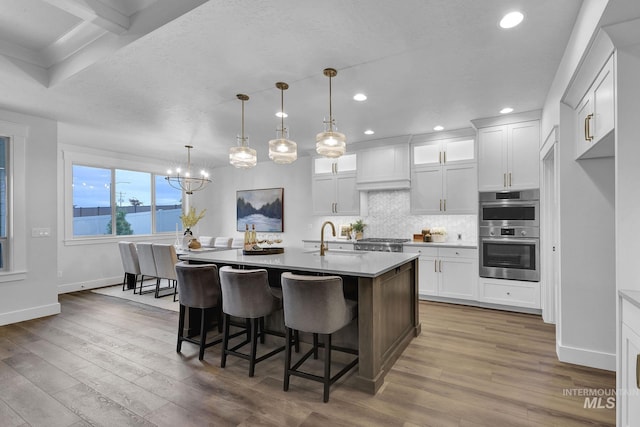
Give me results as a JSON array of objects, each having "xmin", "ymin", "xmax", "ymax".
[
  {"xmin": 575, "ymin": 54, "xmax": 615, "ymax": 159},
  {"xmin": 356, "ymin": 142, "xmax": 410, "ymax": 190},
  {"xmin": 410, "ymin": 135, "xmax": 477, "ymax": 214},
  {"xmin": 312, "ymin": 154, "xmax": 359, "ymax": 215},
  {"xmin": 477, "ymin": 120, "xmax": 540, "ymax": 191}
]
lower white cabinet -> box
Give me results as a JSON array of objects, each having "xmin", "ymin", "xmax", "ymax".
[
  {"xmin": 405, "ymin": 246, "xmax": 477, "ymax": 300},
  {"xmin": 619, "ymin": 295, "xmax": 640, "ymax": 427},
  {"xmin": 327, "ymin": 242, "xmax": 354, "ymax": 251},
  {"xmin": 477, "ymin": 278, "xmax": 541, "ymax": 309}
]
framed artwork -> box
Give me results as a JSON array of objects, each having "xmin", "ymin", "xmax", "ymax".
[
  {"xmin": 338, "ymin": 224, "xmax": 351, "ymax": 239},
  {"xmin": 236, "ymin": 188, "xmax": 284, "ymax": 232}
]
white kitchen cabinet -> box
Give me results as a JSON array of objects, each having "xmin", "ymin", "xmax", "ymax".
[
  {"xmin": 575, "ymin": 54, "xmax": 615, "ymax": 159},
  {"xmin": 619, "ymin": 294, "xmax": 640, "ymax": 427},
  {"xmin": 312, "ymin": 154, "xmax": 359, "ymax": 215},
  {"xmin": 356, "ymin": 143, "xmax": 410, "ymax": 190},
  {"xmin": 478, "ymin": 120, "xmax": 540, "ymax": 191},
  {"xmin": 327, "ymin": 242, "xmax": 354, "ymax": 251},
  {"xmin": 404, "ymin": 246, "xmax": 477, "ymax": 300},
  {"xmin": 477, "ymin": 278, "xmax": 541, "ymax": 309},
  {"xmin": 410, "ymin": 137, "xmax": 477, "ymax": 214}
]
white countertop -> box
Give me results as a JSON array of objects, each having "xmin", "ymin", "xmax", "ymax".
[
  {"xmin": 180, "ymin": 247, "xmax": 419, "ymax": 278},
  {"xmin": 302, "ymin": 239, "xmax": 477, "ymax": 249}
]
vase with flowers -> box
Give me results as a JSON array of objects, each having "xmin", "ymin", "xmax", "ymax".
[{"xmin": 180, "ymin": 207, "xmax": 206, "ymax": 249}]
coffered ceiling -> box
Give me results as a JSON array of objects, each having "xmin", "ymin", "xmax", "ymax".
[{"xmin": 0, "ymin": 0, "xmax": 582, "ymax": 167}]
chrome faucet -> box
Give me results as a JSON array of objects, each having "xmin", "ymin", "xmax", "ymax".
[{"xmin": 320, "ymin": 221, "xmax": 336, "ymax": 256}]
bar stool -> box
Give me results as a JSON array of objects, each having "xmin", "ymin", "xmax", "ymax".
[
  {"xmin": 175, "ymin": 262, "xmax": 223, "ymax": 361},
  {"xmin": 219, "ymin": 266, "xmax": 285, "ymax": 377},
  {"xmin": 280, "ymin": 272, "xmax": 358, "ymax": 402}
]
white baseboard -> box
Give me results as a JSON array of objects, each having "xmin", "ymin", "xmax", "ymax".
[
  {"xmin": 58, "ymin": 276, "xmax": 121, "ymax": 294},
  {"xmin": 0, "ymin": 303, "xmax": 61, "ymax": 326},
  {"xmin": 557, "ymin": 343, "xmax": 615, "ymax": 371}
]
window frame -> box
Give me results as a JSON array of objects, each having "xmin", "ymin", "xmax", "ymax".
[{"xmin": 63, "ymin": 149, "xmax": 183, "ymax": 244}]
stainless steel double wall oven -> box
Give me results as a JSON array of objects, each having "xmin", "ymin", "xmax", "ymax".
[{"xmin": 479, "ymin": 189, "xmax": 540, "ymax": 282}]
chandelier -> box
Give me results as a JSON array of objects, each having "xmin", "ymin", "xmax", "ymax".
[
  {"xmin": 165, "ymin": 145, "xmax": 211, "ymax": 195},
  {"xmin": 268, "ymin": 82, "xmax": 297, "ymax": 164},
  {"xmin": 229, "ymin": 94, "xmax": 257, "ymax": 168},
  {"xmin": 316, "ymin": 68, "xmax": 346, "ymax": 158}
]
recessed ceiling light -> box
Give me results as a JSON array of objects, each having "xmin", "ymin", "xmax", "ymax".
[
  {"xmin": 500, "ymin": 107, "xmax": 514, "ymax": 114},
  {"xmin": 353, "ymin": 93, "xmax": 367, "ymax": 101},
  {"xmin": 364, "ymin": 129, "xmax": 375, "ymax": 135},
  {"xmin": 275, "ymin": 111, "xmax": 288, "ymax": 118},
  {"xmin": 433, "ymin": 125, "xmax": 444, "ymax": 131},
  {"xmin": 500, "ymin": 11, "xmax": 524, "ymax": 29}
]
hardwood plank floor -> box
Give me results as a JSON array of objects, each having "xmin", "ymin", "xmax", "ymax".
[{"xmin": 0, "ymin": 293, "xmax": 615, "ymax": 426}]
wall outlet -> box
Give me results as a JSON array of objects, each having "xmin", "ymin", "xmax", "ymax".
[{"xmin": 31, "ymin": 227, "xmax": 51, "ymax": 237}]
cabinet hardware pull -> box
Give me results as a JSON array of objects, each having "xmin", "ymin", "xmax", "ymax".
[
  {"xmin": 585, "ymin": 114, "xmax": 594, "ymax": 141},
  {"xmin": 434, "ymin": 260, "xmax": 437, "ymax": 272},
  {"xmin": 637, "ymin": 354, "xmax": 640, "ymax": 389},
  {"xmin": 443, "ymin": 151, "xmax": 446, "ymax": 164},
  {"xmin": 439, "ymin": 152, "xmax": 442, "ymax": 164},
  {"xmin": 439, "ymin": 199, "xmax": 442, "ymax": 211},
  {"xmin": 439, "ymin": 260, "xmax": 442, "ymax": 272},
  {"xmin": 335, "ymin": 163, "xmax": 338, "ymax": 174},
  {"xmin": 508, "ymin": 172, "xmax": 512, "ymax": 187},
  {"xmin": 503, "ymin": 173, "xmax": 506, "ymax": 188},
  {"xmin": 443, "ymin": 199, "xmax": 446, "ymax": 211}
]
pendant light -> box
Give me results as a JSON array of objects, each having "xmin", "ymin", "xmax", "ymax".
[
  {"xmin": 229, "ymin": 94, "xmax": 257, "ymax": 168},
  {"xmin": 316, "ymin": 68, "xmax": 346, "ymax": 158},
  {"xmin": 165, "ymin": 145, "xmax": 211, "ymax": 194},
  {"xmin": 268, "ymin": 82, "xmax": 297, "ymax": 164}
]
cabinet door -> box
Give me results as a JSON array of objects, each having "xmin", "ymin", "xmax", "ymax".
[
  {"xmin": 478, "ymin": 126, "xmax": 508, "ymax": 191},
  {"xmin": 438, "ymin": 257, "xmax": 477, "ymax": 300},
  {"xmin": 442, "ymin": 164, "xmax": 477, "ymax": 214},
  {"xmin": 593, "ymin": 57, "xmax": 614, "ymax": 142},
  {"xmin": 621, "ymin": 324, "xmax": 640, "ymax": 426},
  {"xmin": 410, "ymin": 166, "xmax": 443, "ymax": 214},
  {"xmin": 312, "ymin": 176, "xmax": 336, "ymax": 215},
  {"xmin": 314, "ymin": 157, "xmax": 335, "ymax": 175},
  {"xmin": 418, "ymin": 255, "xmax": 439, "ymax": 297},
  {"xmin": 327, "ymin": 242, "xmax": 354, "ymax": 251},
  {"xmin": 443, "ymin": 138, "xmax": 475, "ymax": 164},
  {"xmin": 508, "ymin": 121, "xmax": 540, "ymax": 190},
  {"xmin": 336, "ymin": 153, "xmax": 357, "ymax": 173},
  {"xmin": 335, "ymin": 174, "xmax": 359, "ymax": 215},
  {"xmin": 413, "ymin": 142, "xmax": 442, "ymax": 166}
]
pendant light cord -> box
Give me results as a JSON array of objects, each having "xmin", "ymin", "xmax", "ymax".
[{"xmin": 328, "ymin": 74, "xmax": 333, "ymax": 132}]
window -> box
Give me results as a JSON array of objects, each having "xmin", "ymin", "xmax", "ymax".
[{"xmin": 72, "ymin": 164, "xmax": 182, "ymax": 238}]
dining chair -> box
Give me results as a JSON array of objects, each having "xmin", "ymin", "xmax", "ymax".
[
  {"xmin": 118, "ymin": 241, "xmax": 140, "ymax": 291},
  {"xmin": 151, "ymin": 243, "xmax": 179, "ymax": 299},
  {"xmin": 213, "ymin": 237, "xmax": 233, "ymax": 248},
  {"xmin": 136, "ymin": 242, "xmax": 158, "ymax": 295},
  {"xmin": 231, "ymin": 237, "xmax": 244, "ymax": 249}
]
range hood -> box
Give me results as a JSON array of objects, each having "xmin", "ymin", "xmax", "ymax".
[{"xmin": 354, "ymin": 135, "xmax": 411, "ymax": 191}]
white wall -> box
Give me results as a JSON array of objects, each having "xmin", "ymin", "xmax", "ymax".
[{"xmin": 0, "ymin": 109, "xmax": 60, "ymax": 325}]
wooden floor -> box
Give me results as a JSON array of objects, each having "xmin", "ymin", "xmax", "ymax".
[{"xmin": 0, "ymin": 292, "xmax": 615, "ymax": 426}]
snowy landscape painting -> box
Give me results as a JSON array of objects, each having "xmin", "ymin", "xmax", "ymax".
[{"xmin": 236, "ymin": 188, "xmax": 284, "ymax": 232}]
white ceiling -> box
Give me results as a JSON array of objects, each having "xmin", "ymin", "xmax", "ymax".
[{"xmin": 0, "ymin": 0, "xmax": 582, "ymax": 167}]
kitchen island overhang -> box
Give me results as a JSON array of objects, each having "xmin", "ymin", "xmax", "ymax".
[{"xmin": 181, "ymin": 248, "xmax": 421, "ymax": 394}]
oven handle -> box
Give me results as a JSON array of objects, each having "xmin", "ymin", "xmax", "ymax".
[
  {"xmin": 480, "ymin": 201, "xmax": 538, "ymax": 208},
  {"xmin": 481, "ymin": 237, "xmax": 539, "ymax": 245}
]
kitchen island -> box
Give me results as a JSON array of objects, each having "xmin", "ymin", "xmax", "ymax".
[{"xmin": 181, "ymin": 247, "xmax": 420, "ymax": 394}]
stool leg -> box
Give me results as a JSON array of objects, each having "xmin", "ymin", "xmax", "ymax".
[
  {"xmin": 249, "ymin": 318, "xmax": 258, "ymax": 377},
  {"xmin": 284, "ymin": 327, "xmax": 292, "ymax": 391},
  {"xmin": 313, "ymin": 333, "xmax": 319, "ymax": 359},
  {"xmin": 216, "ymin": 304, "xmax": 223, "ymax": 333},
  {"xmin": 177, "ymin": 304, "xmax": 185, "ymax": 353},
  {"xmin": 294, "ymin": 330, "xmax": 300, "ymax": 353},
  {"xmin": 323, "ymin": 333, "xmax": 332, "ymax": 403},
  {"xmin": 199, "ymin": 308, "xmax": 207, "ymax": 360},
  {"xmin": 221, "ymin": 313, "xmax": 230, "ymax": 368},
  {"xmin": 259, "ymin": 317, "xmax": 265, "ymax": 344}
]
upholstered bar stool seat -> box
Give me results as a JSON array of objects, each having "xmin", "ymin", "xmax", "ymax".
[
  {"xmin": 175, "ymin": 262, "xmax": 223, "ymax": 361},
  {"xmin": 281, "ymin": 272, "xmax": 358, "ymax": 402},
  {"xmin": 219, "ymin": 266, "xmax": 285, "ymax": 377}
]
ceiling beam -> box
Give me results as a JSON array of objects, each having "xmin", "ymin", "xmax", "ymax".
[{"xmin": 41, "ymin": 0, "xmax": 130, "ymax": 34}]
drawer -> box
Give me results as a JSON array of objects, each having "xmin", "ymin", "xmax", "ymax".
[
  {"xmin": 303, "ymin": 241, "xmax": 321, "ymax": 249},
  {"xmin": 328, "ymin": 242, "xmax": 354, "ymax": 251},
  {"xmin": 403, "ymin": 246, "xmax": 438, "ymax": 257},
  {"xmin": 478, "ymin": 279, "xmax": 541, "ymax": 309},
  {"xmin": 439, "ymin": 247, "xmax": 477, "ymax": 259}
]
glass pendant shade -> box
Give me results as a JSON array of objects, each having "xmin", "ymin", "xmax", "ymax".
[
  {"xmin": 316, "ymin": 68, "xmax": 346, "ymax": 158},
  {"xmin": 230, "ymin": 94, "xmax": 256, "ymax": 168},
  {"xmin": 269, "ymin": 82, "xmax": 297, "ymax": 164},
  {"xmin": 269, "ymin": 128, "xmax": 297, "ymax": 164}
]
